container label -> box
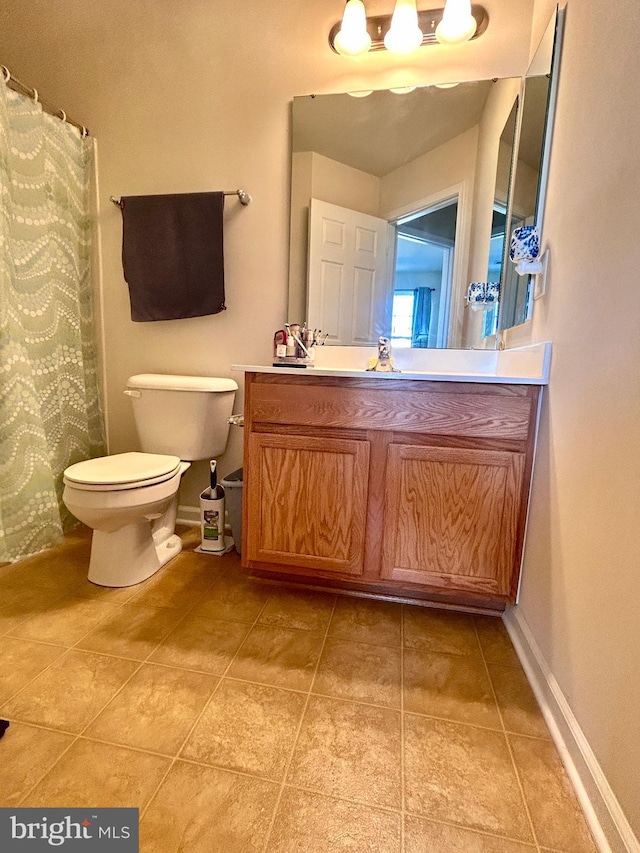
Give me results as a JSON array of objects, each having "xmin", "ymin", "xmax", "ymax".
[{"xmin": 203, "ymin": 510, "xmax": 221, "ymax": 540}]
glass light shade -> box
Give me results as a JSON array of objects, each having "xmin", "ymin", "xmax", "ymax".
[
  {"xmin": 383, "ymin": 0, "xmax": 424, "ymax": 56},
  {"xmin": 435, "ymin": 0, "xmax": 477, "ymax": 44},
  {"xmin": 334, "ymin": 0, "xmax": 372, "ymax": 56}
]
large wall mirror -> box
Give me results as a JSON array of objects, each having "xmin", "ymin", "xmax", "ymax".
[
  {"xmin": 287, "ymin": 8, "xmax": 563, "ymax": 350},
  {"xmin": 498, "ymin": 7, "xmax": 564, "ymax": 332}
]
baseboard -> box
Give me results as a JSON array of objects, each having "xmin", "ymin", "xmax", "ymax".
[
  {"xmin": 504, "ymin": 606, "xmax": 639, "ymax": 853},
  {"xmin": 176, "ymin": 504, "xmax": 200, "ymax": 527}
]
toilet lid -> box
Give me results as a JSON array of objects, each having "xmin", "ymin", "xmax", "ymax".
[{"xmin": 64, "ymin": 452, "xmax": 181, "ymax": 490}]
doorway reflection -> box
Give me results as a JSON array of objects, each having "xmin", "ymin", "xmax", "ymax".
[{"xmin": 391, "ymin": 198, "xmax": 458, "ymax": 348}]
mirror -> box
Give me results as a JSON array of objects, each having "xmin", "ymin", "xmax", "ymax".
[
  {"xmin": 289, "ymin": 79, "xmax": 520, "ymax": 349},
  {"xmin": 287, "ymin": 9, "xmax": 564, "ymax": 348},
  {"xmin": 499, "ymin": 7, "xmax": 564, "ymax": 331}
]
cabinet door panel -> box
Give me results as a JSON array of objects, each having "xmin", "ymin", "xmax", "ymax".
[
  {"xmin": 246, "ymin": 433, "xmax": 369, "ymax": 575},
  {"xmin": 381, "ymin": 445, "xmax": 524, "ymax": 596}
]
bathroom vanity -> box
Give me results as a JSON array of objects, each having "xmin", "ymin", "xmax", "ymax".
[{"xmin": 235, "ymin": 345, "xmax": 549, "ymax": 612}]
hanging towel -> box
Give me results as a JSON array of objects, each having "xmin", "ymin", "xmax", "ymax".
[{"xmin": 120, "ymin": 192, "xmax": 226, "ymax": 322}]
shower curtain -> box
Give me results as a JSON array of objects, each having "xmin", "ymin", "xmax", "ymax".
[{"xmin": 0, "ymin": 82, "xmax": 105, "ymax": 562}]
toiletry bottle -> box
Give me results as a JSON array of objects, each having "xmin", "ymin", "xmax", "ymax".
[
  {"xmin": 285, "ymin": 334, "xmax": 296, "ymax": 357},
  {"xmin": 274, "ymin": 330, "xmax": 287, "ymax": 359}
]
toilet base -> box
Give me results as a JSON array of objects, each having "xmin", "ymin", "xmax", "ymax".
[{"xmin": 88, "ymin": 522, "xmax": 183, "ymax": 587}]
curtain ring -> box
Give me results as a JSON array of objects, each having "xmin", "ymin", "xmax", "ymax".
[
  {"xmin": 32, "ymin": 88, "xmax": 39, "ymax": 103},
  {"xmin": 1, "ymin": 66, "xmax": 10, "ymax": 83},
  {"xmin": 59, "ymin": 109, "xmax": 67, "ymax": 122}
]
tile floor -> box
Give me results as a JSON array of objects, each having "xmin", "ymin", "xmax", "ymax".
[{"xmin": 0, "ymin": 526, "xmax": 597, "ymax": 852}]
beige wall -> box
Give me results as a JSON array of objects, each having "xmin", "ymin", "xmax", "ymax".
[
  {"xmin": 507, "ymin": 0, "xmax": 640, "ymax": 837},
  {"xmin": 2, "ymin": 0, "xmax": 639, "ymax": 841}
]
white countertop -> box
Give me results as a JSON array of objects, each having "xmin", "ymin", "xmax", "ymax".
[{"xmin": 233, "ymin": 342, "xmax": 551, "ymax": 385}]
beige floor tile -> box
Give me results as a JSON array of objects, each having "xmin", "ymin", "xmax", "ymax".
[
  {"xmin": 2, "ymin": 649, "xmax": 139, "ymax": 733},
  {"xmin": 67, "ymin": 577, "xmax": 140, "ymax": 604},
  {"xmin": 0, "ymin": 544, "xmax": 91, "ymax": 593},
  {"xmin": 150, "ymin": 613, "xmax": 251, "ymax": 674},
  {"xmin": 0, "ymin": 587, "xmax": 66, "ymax": 635},
  {"xmin": 141, "ymin": 760, "xmax": 279, "ymax": 853},
  {"xmin": 488, "ymin": 664, "xmax": 550, "ymax": 738},
  {"xmin": 313, "ymin": 637, "xmax": 401, "ymax": 708},
  {"xmin": 509, "ymin": 735, "xmax": 597, "ymax": 852},
  {"xmin": 126, "ymin": 565, "xmax": 213, "ymax": 611},
  {"xmin": 0, "ymin": 637, "xmax": 67, "ymax": 705},
  {"xmin": 259, "ymin": 589, "xmax": 336, "ymax": 632},
  {"xmin": 75, "ymin": 603, "xmax": 184, "ymax": 660},
  {"xmin": 9, "ymin": 595, "xmax": 119, "ymax": 646},
  {"xmin": 169, "ymin": 548, "xmax": 226, "ymax": 579},
  {"xmin": 403, "ymin": 648, "xmax": 501, "ymax": 729},
  {"xmin": 404, "ymin": 715, "xmax": 532, "ymax": 842},
  {"xmin": 474, "ymin": 616, "xmax": 521, "ymax": 667},
  {"xmin": 191, "ymin": 576, "xmax": 271, "ymax": 624},
  {"xmin": 266, "ymin": 787, "xmax": 401, "ymax": 852},
  {"xmin": 27, "ymin": 739, "xmax": 171, "ymax": 808},
  {"xmin": 181, "ymin": 679, "xmax": 306, "ymax": 780},
  {"xmin": 404, "ymin": 607, "xmax": 481, "ymax": 656},
  {"xmin": 227, "ymin": 624, "xmax": 325, "ymax": 691},
  {"xmin": 0, "ymin": 722, "xmax": 75, "ymax": 806},
  {"xmin": 288, "ymin": 695, "xmax": 401, "ymax": 809},
  {"xmin": 404, "ymin": 815, "xmax": 536, "ymax": 852},
  {"xmin": 86, "ymin": 663, "xmax": 218, "ymax": 755},
  {"xmin": 328, "ymin": 596, "xmax": 402, "ymax": 647}
]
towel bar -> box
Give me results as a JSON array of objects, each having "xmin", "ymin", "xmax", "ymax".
[{"xmin": 109, "ymin": 189, "xmax": 251, "ymax": 207}]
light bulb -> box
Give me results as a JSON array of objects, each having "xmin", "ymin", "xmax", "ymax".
[
  {"xmin": 389, "ymin": 86, "xmax": 417, "ymax": 94},
  {"xmin": 383, "ymin": 0, "xmax": 424, "ymax": 56},
  {"xmin": 347, "ymin": 89, "xmax": 374, "ymax": 97},
  {"xmin": 435, "ymin": 0, "xmax": 477, "ymax": 45},
  {"xmin": 334, "ymin": 0, "xmax": 372, "ymax": 57}
]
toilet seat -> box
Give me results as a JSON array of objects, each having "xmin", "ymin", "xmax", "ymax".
[{"xmin": 64, "ymin": 452, "xmax": 182, "ymax": 491}]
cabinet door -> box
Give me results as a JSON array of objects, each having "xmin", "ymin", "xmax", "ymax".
[
  {"xmin": 381, "ymin": 444, "xmax": 524, "ymax": 597},
  {"xmin": 246, "ymin": 433, "xmax": 369, "ymax": 575}
]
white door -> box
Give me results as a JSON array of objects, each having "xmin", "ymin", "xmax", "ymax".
[{"xmin": 307, "ymin": 199, "xmax": 390, "ymax": 346}]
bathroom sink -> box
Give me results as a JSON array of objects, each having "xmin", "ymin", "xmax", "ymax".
[{"xmin": 233, "ymin": 342, "xmax": 551, "ymax": 385}]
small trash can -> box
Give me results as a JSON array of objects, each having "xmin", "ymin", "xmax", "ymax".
[{"xmin": 220, "ymin": 468, "xmax": 243, "ymax": 554}]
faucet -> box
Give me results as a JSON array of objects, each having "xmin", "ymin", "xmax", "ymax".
[{"xmin": 367, "ymin": 336, "xmax": 401, "ymax": 373}]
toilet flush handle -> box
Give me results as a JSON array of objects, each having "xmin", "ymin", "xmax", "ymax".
[{"xmin": 123, "ymin": 389, "xmax": 141, "ymax": 398}]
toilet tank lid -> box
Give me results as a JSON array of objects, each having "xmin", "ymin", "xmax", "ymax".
[{"xmin": 127, "ymin": 374, "xmax": 238, "ymax": 393}]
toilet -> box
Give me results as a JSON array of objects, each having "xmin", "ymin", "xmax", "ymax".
[{"xmin": 63, "ymin": 374, "xmax": 238, "ymax": 587}]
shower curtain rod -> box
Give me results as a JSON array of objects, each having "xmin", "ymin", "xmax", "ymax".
[
  {"xmin": 1, "ymin": 64, "xmax": 89, "ymax": 136},
  {"xmin": 110, "ymin": 189, "xmax": 252, "ymax": 207}
]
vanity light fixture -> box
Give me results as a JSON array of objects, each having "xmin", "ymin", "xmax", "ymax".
[
  {"xmin": 333, "ymin": 0, "xmax": 372, "ymax": 56},
  {"xmin": 384, "ymin": 0, "xmax": 424, "ymax": 56},
  {"xmin": 329, "ymin": 1, "xmax": 488, "ymax": 56},
  {"xmin": 435, "ymin": 0, "xmax": 477, "ymax": 44}
]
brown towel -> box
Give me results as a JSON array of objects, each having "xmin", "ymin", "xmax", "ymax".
[{"xmin": 120, "ymin": 192, "xmax": 226, "ymax": 322}]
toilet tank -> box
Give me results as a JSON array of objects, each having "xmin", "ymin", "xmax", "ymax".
[{"xmin": 126, "ymin": 374, "xmax": 238, "ymax": 461}]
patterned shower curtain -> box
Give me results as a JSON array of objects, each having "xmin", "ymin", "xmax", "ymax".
[{"xmin": 0, "ymin": 82, "xmax": 105, "ymax": 562}]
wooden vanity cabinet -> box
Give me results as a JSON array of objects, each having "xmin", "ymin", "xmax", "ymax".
[{"xmin": 242, "ymin": 372, "xmax": 541, "ymax": 610}]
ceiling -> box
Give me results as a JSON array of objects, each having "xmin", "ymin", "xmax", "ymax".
[{"xmin": 292, "ymin": 81, "xmax": 495, "ymax": 178}]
